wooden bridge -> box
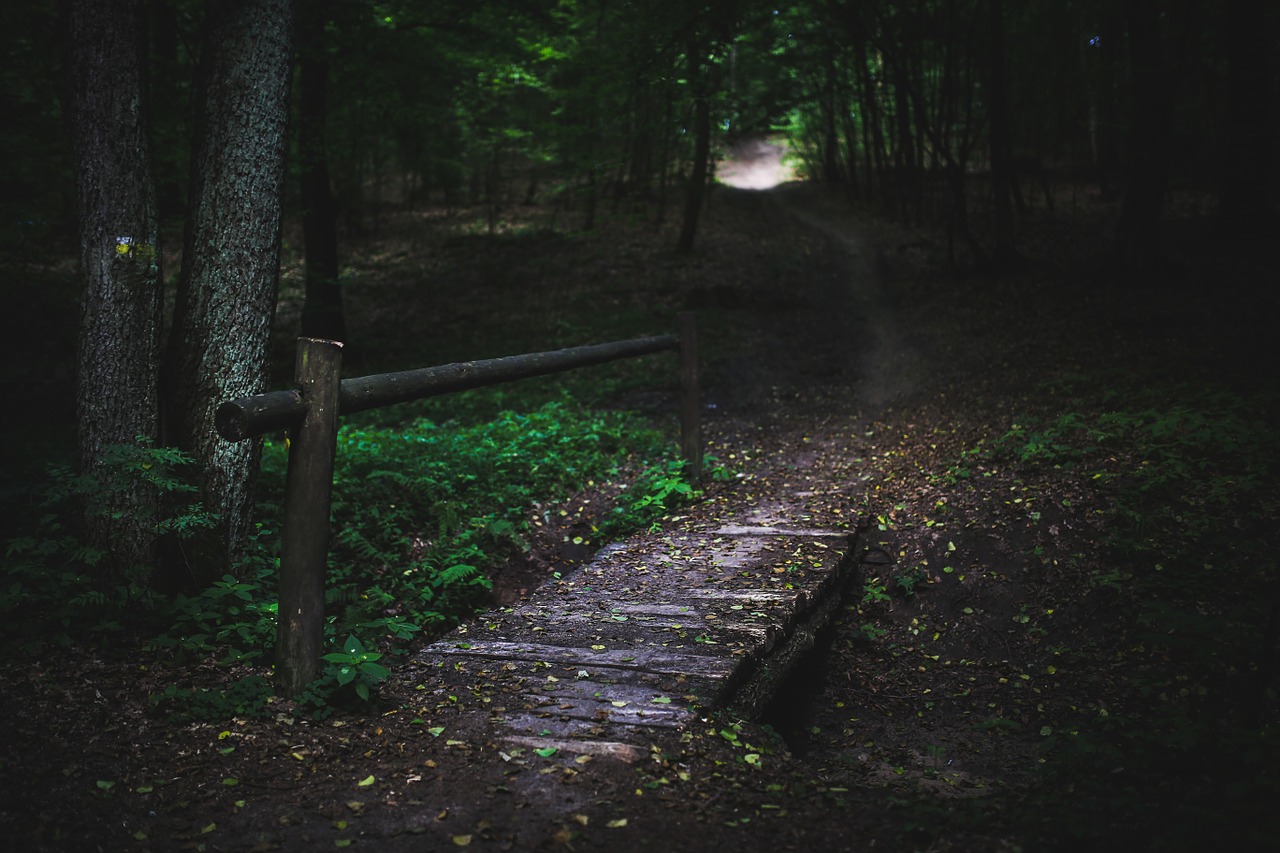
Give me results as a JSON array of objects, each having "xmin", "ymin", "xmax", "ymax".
[{"xmin": 412, "ymin": 499, "xmax": 861, "ymax": 761}]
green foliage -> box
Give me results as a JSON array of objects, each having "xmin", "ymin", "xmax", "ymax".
[
  {"xmin": 145, "ymin": 397, "xmax": 685, "ymax": 719},
  {"xmin": 6, "ymin": 401, "xmax": 690, "ymax": 719},
  {"xmin": 146, "ymin": 568, "xmax": 278, "ymax": 665},
  {"xmin": 860, "ymin": 576, "xmax": 892, "ymax": 606},
  {"xmin": 601, "ymin": 457, "xmax": 698, "ymax": 536},
  {"xmin": 1, "ymin": 439, "xmax": 215, "ymax": 649},
  {"xmin": 148, "ymin": 675, "xmax": 274, "ymax": 723},
  {"xmin": 254, "ymin": 399, "xmax": 668, "ymax": 638},
  {"xmin": 321, "ymin": 634, "xmax": 392, "ymax": 703}
]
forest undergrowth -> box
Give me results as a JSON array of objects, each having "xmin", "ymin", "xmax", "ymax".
[{"xmin": 0, "ymin": 179, "xmax": 1276, "ymax": 851}]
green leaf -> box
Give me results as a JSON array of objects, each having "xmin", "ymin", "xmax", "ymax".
[
  {"xmin": 362, "ymin": 661, "xmax": 391, "ymax": 682},
  {"xmin": 534, "ymin": 747, "xmax": 558, "ymax": 758},
  {"xmin": 357, "ymin": 775, "xmax": 376, "ymax": 787}
]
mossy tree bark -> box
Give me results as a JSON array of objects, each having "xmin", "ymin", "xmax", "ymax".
[
  {"xmin": 164, "ymin": 0, "xmax": 294, "ymax": 588},
  {"xmin": 62, "ymin": 0, "xmax": 163, "ymax": 579}
]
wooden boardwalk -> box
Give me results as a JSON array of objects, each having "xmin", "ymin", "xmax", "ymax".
[{"xmin": 412, "ymin": 503, "xmax": 861, "ymax": 762}]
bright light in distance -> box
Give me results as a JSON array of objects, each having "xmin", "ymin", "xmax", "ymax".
[{"xmin": 718, "ymin": 136, "xmax": 795, "ymax": 190}]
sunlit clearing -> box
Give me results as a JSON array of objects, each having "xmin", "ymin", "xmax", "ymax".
[{"xmin": 718, "ymin": 136, "xmax": 795, "ymax": 190}]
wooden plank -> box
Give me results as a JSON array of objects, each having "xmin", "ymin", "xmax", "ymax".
[{"xmin": 430, "ymin": 640, "xmax": 736, "ymax": 679}]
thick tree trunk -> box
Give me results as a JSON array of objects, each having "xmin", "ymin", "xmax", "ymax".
[
  {"xmin": 62, "ymin": 0, "xmax": 163, "ymax": 579},
  {"xmin": 298, "ymin": 0, "xmax": 346, "ymax": 342},
  {"xmin": 164, "ymin": 0, "xmax": 294, "ymax": 588}
]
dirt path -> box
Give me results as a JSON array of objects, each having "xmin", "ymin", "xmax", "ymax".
[
  {"xmin": 772, "ymin": 184, "xmax": 927, "ymax": 413},
  {"xmin": 714, "ymin": 136, "xmax": 926, "ymax": 415}
]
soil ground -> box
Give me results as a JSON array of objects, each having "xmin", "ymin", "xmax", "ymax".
[{"xmin": 1, "ymin": 150, "xmax": 1277, "ymax": 850}]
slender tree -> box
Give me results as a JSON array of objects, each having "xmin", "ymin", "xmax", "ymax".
[
  {"xmin": 676, "ymin": 44, "xmax": 713, "ymax": 254},
  {"xmin": 62, "ymin": 0, "xmax": 164, "ymax": 578},
  {"xmin": 164, "ymin": 0, "xmax": 294, "ymax": 587}
]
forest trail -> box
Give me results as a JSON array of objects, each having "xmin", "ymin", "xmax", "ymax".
[
  {"xmin": 707, "ymin": 137, "xmax": 928, "ymax": 419},
  {"xmin": 767, "ymin": 184, "xmax": 927, "ymax": 413},
  {"xmin": 396, "ymin": 159, "xmax": 946, "ymax": 837}
]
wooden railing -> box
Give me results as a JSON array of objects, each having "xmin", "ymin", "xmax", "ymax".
[{"xmin": 216, "ymin": 314, "xmax": 701, "ymax": 695}]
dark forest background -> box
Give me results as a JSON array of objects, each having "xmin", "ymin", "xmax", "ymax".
[{"xmin": 1, "ymin": 0, "xmax": 1275, "ymax": 642}]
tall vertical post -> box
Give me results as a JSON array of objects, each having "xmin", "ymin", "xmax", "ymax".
[
  {"xmin": 277, "ymin": 337, "xmax": 344, "ymax": 696},
  {"xmin": 678, "ymin": 312, "xmax": 703, "ymax": 482}
]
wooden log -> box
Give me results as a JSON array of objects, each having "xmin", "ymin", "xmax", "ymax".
[
  {"xmin": 276, "ymin": 337, "xmax": 343, "ymax": 697},
  {"xmin": 216, "ymin": 334, "xmax": 679, "ymax": 442}
]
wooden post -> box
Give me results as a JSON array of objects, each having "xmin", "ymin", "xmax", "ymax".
[
  {"xmin": 276, "ymin": 338, "xmax": 344, "ymax": 696},
  {"xmin": 678, "ymin": 312, "xmax": 703, "ymax": 482}
]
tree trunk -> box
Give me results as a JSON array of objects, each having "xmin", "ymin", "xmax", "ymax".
[
  {"xmin": 821, "ymin": 59, "xmax": 842, "ymax": 186},
  {"xmin": 298, "ymin": 0, "xmax": 346, "ymax": 342},
  {"xmin": 62, "ymin": 0, "xmax": 163, "ymax": 580},
  {"xmin": 164, "ymin": 0, "xmax": 294, "ymax": 588},
  {"xmin": 841, "ymin": 84, "xmax": 861, "ymax": 201},
  {"xmin": 676, "ymin": 92, "xmax": 711, "ymax": 254}
]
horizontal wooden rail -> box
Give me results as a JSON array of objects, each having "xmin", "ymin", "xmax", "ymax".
[{"xmin": 216, "ymin": 334, "xmax": 678, "ymax": 442}]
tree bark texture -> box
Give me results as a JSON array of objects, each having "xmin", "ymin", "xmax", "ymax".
[
  {"xmin": 165, "ymin": 0, "xmax": 294, "ymax": 587},
  {"xmin": 62, "ymin": 0, "xmax": 163, "ymax": 577}
]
